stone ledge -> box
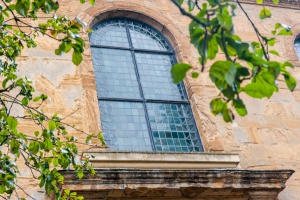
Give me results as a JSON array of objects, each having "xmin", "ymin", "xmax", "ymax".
[
  {"xmin": 240, "ymin": 0, "xmax": 300, "ymax": 9},
  {"xmin": 61, "ymin": 169, "xmax": 294, "ymax": 199},
  {"xmin": 82, "ymin": 151, "xmax": 240, "ymax": 169}
]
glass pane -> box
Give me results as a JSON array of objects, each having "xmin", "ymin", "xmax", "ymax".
[
  {"xmin": 295, "ymin": 38, "xmax": 300, "ymax": 60},
  {"xmin": 99, "ymin": 101, "xmax": 153, "ymax": 151},
  {"xmin": 90, "ymin": 19, "xmax": 129, "ymax": 48},
  {"xmin": 136, "ymin": 53, "xmax": 186, "ymax": 101},
  {"xmin": 147, "ymin": 103, "xmax": 202, "ymax": 152},
  {"xmin": 128, "ymin": 21, "xmax": 171, "ymax": 51},
  {"xmin": 92, "ymin": 48, "xmax": 141, "ymax": 99}
]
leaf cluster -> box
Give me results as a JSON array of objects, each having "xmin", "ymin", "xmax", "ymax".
[
  {"xmin": 171, "ymin": 0, "xmax": 296, "ymax": 122},
  {"xmin": 0, "ymin": 0, "xmax": 101, "ymax": 199}
]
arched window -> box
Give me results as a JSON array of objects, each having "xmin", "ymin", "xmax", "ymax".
[
  {"xmin": 295, "ymin": 38, "xmax": 300, "ymax": 60},
  {"xmin": 90, "ymin": 18, "xmax": 203, "ymax": 152}
]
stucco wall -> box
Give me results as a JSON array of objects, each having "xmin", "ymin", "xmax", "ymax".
[{"xmin": 12, "ymin": 0, "xmax": 300, "ymax": 199}]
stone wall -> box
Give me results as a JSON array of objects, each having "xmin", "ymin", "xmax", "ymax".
[{"xmin": 12, "ymin": 0, "xmax": 300, "ymax": 199}]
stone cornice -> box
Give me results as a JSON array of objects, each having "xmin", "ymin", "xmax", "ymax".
[
  {"xmin": 61, "ymin": 169, "xmax": 294, "ymax": 199},
  {"xmin": 61, "ymin": 169, "xmax": 294, "ymax": 190},
  {"xmin": 240, "ymin": 0, "xmax": 300, "ymax": 9}
]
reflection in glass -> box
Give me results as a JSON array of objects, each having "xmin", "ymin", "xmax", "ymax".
[
  {"xmin": 99, "ymin": 101, "xmax": 152, "ymax": 151},
  {"xmin": 90, "ymin": 19, "xmax": 129, "ymax": 48},
  {"xmin": 91, "ymin": 48, "xmax": 141, "ymax": 99},
  {"xmin": 136, "ymin": 53, "xmax": 186, "ymax": 101}
]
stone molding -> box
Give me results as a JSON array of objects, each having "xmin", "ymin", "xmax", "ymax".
[
  {"xmin": 61, "ymin": 168, "xmax": 294, "ymax": 199},
  {"xmin": 240, "ymin": 0, "xmax": 300, "ymax": 9},
  {"xmin": 82, "ymin": 151, "xmax": 240, "ymax": 169}
]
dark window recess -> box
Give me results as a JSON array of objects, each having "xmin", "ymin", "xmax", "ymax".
[
  {"xmin": 295, "ymin": 38, "xmax": 300, "ymax": 60},
  {"xmin": 90, "ymin": 18, "xmax": 203, "ymax": 152}
]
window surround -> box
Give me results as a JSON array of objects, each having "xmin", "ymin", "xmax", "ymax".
[{"xmin": 76, "ymin": 3, "xmax": 228, "ymax": 152}]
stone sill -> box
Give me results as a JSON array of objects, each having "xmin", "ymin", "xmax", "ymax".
[{"xmin": 83, "ymin": 151, "xmax": 240, "ymax": 169}]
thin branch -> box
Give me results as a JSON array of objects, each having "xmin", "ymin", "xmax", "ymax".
[
  {"xmin": 15, "ymin": 184, "xmax": 36, "ymax": 200},
  {"xmin": 235, "ymin": 0, "xmax": 269, "ymax": 60},
  {"xmin": 195, "ymin": 0, "xmax": 202, "ymax": 10},
  {"xmin": 61, "ymin": 108, "xmax": 80, "ymax": 120},
  {"xmin": 171, "ymin": 0, "xmax": 208, "ymax": 27},
  {"xmin": 0, "ymin": 195, "xmax": 8, "ymax": 200}
]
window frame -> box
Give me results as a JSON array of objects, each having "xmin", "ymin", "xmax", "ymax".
[{"xmin": 90, "ymin": 18, "xmax": 203, "ymax": 152}]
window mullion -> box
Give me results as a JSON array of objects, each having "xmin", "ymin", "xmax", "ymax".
[{"xmin": 125, "ymin": 19, "xmax": 157, "ymax": 151}]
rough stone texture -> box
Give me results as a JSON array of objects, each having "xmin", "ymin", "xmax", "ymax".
[
  {"xmin": 12, "ymin": 0, "xmax": 300, "ymax": 199},
  {"xmin": 60, "ymin": 169, "xmax": 294, "ymax": 200}
]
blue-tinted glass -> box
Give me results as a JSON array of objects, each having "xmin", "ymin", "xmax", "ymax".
[
  {"xmin": 90, "ymin": 19, "xmax": 129, "ymax": 48},
  {"xmin": 295, "ymin": 38, "xmax": 300, "ymax": 60},
  {"xmin": 127, "ymin": 21, "xmax": 171, "ymax": 51},
  {"xmin": 136, "ymin": 53, "xmax": 186, "ymax": 101},
  {"xmin": 99, "ymin": 101, "xmax": 152, "ymax": 151},
  {"xmin": 91, "ymin": 48, "xmax": 141, "ymax": 99},
  {"xmin": 147, "ymin": 103, "xmax": 202, "ymax": 152}
]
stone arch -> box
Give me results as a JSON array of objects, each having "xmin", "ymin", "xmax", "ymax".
[
  {"xmin": 282, "ymin": 23, "xmax": 300, "ymax": 63},
  {"xmin": 77, "ymin": 2, "xmax": 190, "ymax": 64}
]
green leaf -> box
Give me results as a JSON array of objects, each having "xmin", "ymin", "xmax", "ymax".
[
  {"xmin": 209, "ymin": 61, "xmax": 237, "ymax": 86},
  {"xmin": 21, "ymin": 97, "xmax": 29, "ymax": 106},
  {"xmin": 269, "ymin": 50, "xmax": 279, "ymax": 56},
  {"xmin": 189, "ymin": 22, "xmax": 205, "ymax": 48},
  {"xmin": 207, "ymin": 35, "xmax": 218, "ymax": 59},
  {"xmin": 16, "ymin": 0, "xmax": 30, "ymax": 16},
  {"xmin": 283, "ymin": 71, "xmax": 297, "ymax": 91},
  {"xmin": 233, "ymin": 99, "xmax": 248, "ymax": 116},
  {"xmin": 77, "ymin": 168, "xmax": 84, "ymax": 179},
  {"xmin": 256, "ymin": 0, "xmax": 264, "ymax": 4},
  {"xmin": 278, "ymin": 28, "xmax": 292, "ymax": 36},
  {"xmin": 28, "ymin": 141, "xmax": 39, "ymax": 155},
  {"xmin": 48, "ymin": 120, "xmax": 56, "ymax": 131},
  {"xmin": 175, "ymin": 0, "xmax": 184, "ymax": 4},
  {"xmin": 188, "ymin": 0, "xmax": 195, "ymax": 11},
  {"xmin": 89, "ymin": 0, "xmax": 95, "ymax": 5},
  {"xmin": 283, "ymin": 61, "xmax": 294, "ymax": 68},
  {"xmin": 7, "ymin": 116, "xmax": 18, "ymax": 129},
  {"xmin": 53, "ymin": 158, "xmax": 59, "ymax": 167},
  {"xmin": 272, "ymin": 0, "xmax": 279, "ymax": 4},
  {"xmin": 217, "ymin": 9, "xmax": 232, "ymax": 30},
  {"xmin": 33, "ymin": 96, "xmax": 41, "ymax": 102},
  {"xmin": 268, "ymin": 38, "xmax": 276, "ymax": 46},
  {"xmin": 72, "ymin": 50, "xmax": 83, "ymax": 66},
  {"xmin": 34, "ymin": 131, "xmax": 39, "ymax": 137},
  {"xmin": 243, "ymin": 83, "xmax": 265, "ymax": 98},
  {"xmin": 210, "ymin": 98, "xmax": 225, "ymax": 116},
  {"xmin": 171, "ymin": 63, "xmax": 192, "ymax": 83},
  {"xmin": 10, "ymin": 138, "xmax": 20, "ymax": 154},
  {"xmin": 44, "ymin": 138, "xmax": 53, "ymax": 151},
  {"xmin": 222, "ymin": 107, "xmax": 234, "ymax": 122},
  {"xmin": 259, "ymin": 7, "xmax": 272, "ymax": 19},
  {"xmin": 98, "ymin": 132, "xmax": 106, "ymax": 146},
  {"xmin": 192, "ymin": 72, "xmax": 199, "ymax": 78}
]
